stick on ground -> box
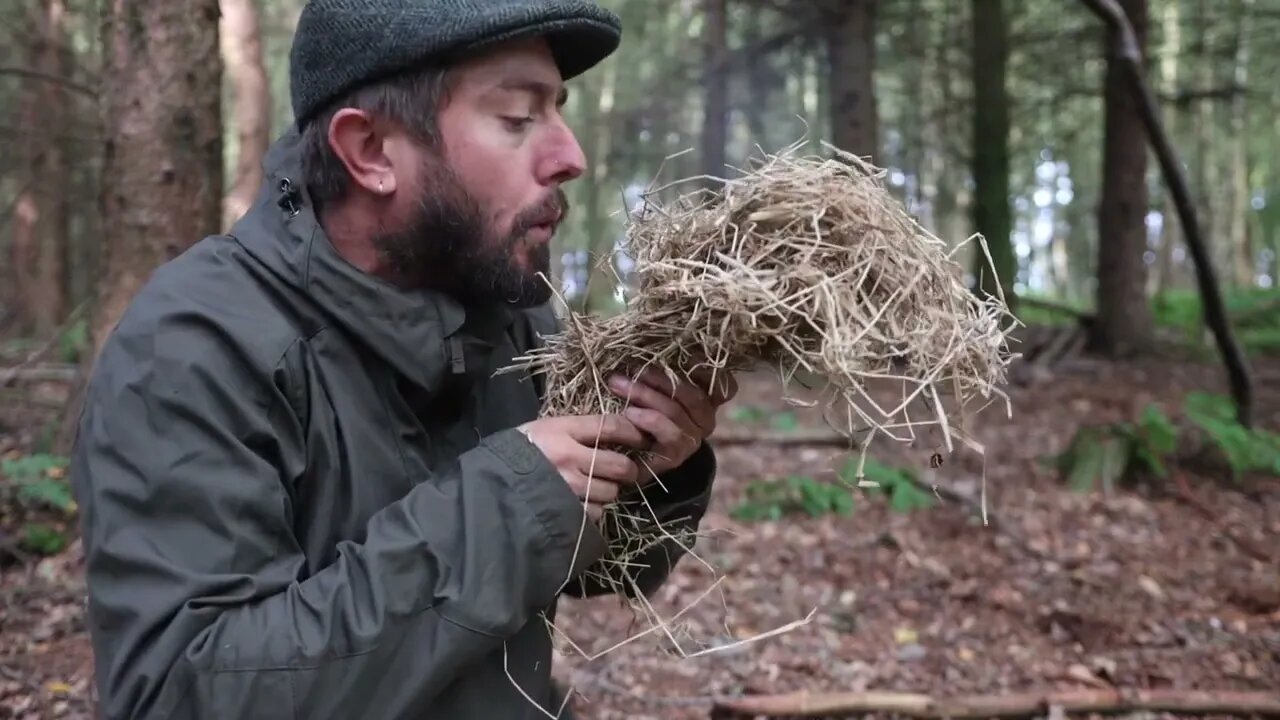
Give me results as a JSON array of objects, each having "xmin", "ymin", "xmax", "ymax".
[{"xmin": 711, "ymin": 688, "xmax": 1280, "ymax": 719}]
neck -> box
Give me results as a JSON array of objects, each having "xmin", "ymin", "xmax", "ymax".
[{"xmin": 317, "ymin": 197, "xmax": 419, "ymax": 288}]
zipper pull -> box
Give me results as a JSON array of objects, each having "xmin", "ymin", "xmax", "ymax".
[{"xmin": 449, "ymin": 335, "xmax": 466, "ymax": 375}]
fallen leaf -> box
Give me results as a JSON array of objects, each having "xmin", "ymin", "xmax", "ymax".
[
  {"xmin": 893, "ymin": 626, "xmax": 918, "ymax": 645},
  {"xmin": 1137, "ymin": 575, "xmax": 1166, "ymax": 601},
  {"xmin": 1065, "ymin": 663, "xmax": 1110, "ymax": 688},
  {"xmin": 45, "ymin": 681, "xmax": 71, "ymax": 696}
]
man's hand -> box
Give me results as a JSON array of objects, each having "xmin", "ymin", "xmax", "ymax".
[
  {"xmin": 516, "ymin": 415, "xmax": 650, "ymax": 521},
  {"xmin": 607, "ymin": 368, "xmax": 738, "ymax": 476}
]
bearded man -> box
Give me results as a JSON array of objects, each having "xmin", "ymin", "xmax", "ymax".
[{"xmin": 70, "ymin": 2, "xmax": 734, "ymax": 717}]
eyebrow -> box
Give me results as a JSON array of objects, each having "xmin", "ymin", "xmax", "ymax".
[{"xmin": 496, "ymin": 78, "xmax": 569, "ymax": 108}]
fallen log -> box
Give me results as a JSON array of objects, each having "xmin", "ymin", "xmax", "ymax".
[
  {"xmin": 710, "ymin": 429, "xmax": 854, "ymax": 447},
  {"xmin": 711, "ymin": 688, "xmax": 1280, "ymax": 718},
  {"xmin": 1016, "ymin": 296, "xmax": 1091, "ymax": 322},
  {"xmin": 0, "ymin": 364, "xmax": 78, "ymax": 385}
]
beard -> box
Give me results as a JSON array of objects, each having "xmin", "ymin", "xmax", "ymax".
[{"xmin": 372, "ymin": 155, "xmax": 566, "ymax": 309}]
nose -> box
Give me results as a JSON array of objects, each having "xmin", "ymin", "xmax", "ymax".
[{"xmin": 538, "ymin": 122, "xmax": 586, "ymax": 185}]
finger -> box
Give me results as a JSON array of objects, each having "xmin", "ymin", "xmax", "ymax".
[
  {"xmin": 586, "ymin": 503, "xmax": 604, "ymax": 523},
  {"xmin": 562, "ymin": 414, "xmax": 650, "ymax": 451},
  {"xmin": 690, "ymin": 368, "xmax": 738, "ymax": 406},
  {"xmin": 634, "ymin": 368, "xmax": 718, "ymax": 434},
  {"xmin": 564, "ymin": 471, "xmax": 621, "ymax": 505},
  {"xmin": 624, "ymin": 406, "xmax": 697, "ymax": 461},
  {"xmin": 609, "ymin": 373, "xmax": 703, "ymax": 437},
  {"xmin": 570, "ymin": 446, "xmax": 641, "ymax": 485}
]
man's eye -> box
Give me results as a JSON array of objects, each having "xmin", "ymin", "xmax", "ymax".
[{"xmin": 503, "ymin": 116, "xmax": 535, "ymax": 131}]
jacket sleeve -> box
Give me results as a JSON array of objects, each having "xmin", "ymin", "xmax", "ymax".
[
  {"xmin": 71, "ymin": 309, "xmax": 606, "ymax": 720},
  {"xmin": 562, "ymin": 441, "xmax": 717, "ymax": 599}
]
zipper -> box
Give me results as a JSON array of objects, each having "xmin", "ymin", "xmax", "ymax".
[{"xmin": 448, "ymin": 335, "xmax": 465, "ymax": 375}]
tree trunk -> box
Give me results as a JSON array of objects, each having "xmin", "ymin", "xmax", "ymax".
[
  {"xmin": 970, "ymin": 0, "xmax": 1015, "ymax": 307},
  {"xmin": 220, "ymin": 0, "xmax": 271, "ymax": 230},
  {"xmin": 579, "ymin": 50, "xmax": 618, "ymax": 315},
  {"xmin": 701, "ymin": 0, "xmax": 728, "ymax": 184},
  {"xmin": 1091, "ymin": 0, "xmax": 1152, "ymax": 357},
  {"xmin": 1192, "ymin": 0, "xmax": 1220, "ymax": 280},
  {"xmin": 93, "ymin": 0, "xmax": 223, "ymax": 357},
  {"xmin": 742, "ymin": 3, "xmax": 770, "ymax": 148},
  {"xmin": 1153, "ymin": 0, "xmax": 1180, "ymax": 299},
  {"xmin": 1227, "ymin": 0, "xmax": 1252, "ymax": 287},
  {"xmin": 34, "ymin": 0, "xmax": 70, "ymax": 337},
  {"xmin": 900, "ymin": 0, "xmax": 925, "ymax": 216},
  {"xmin": 824, "ymin": 0, "xmax": 878, "ymax": 159},
  {"xmin": 7, "ymin": 0, "xmax": 70, "ymax": 338},
  {"xmin": 10, "ymin": 189, "xmax": 38, "ymax": 336}
]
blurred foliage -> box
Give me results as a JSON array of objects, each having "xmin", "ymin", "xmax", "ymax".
[
  {"xmin": 1, "ymin": 453, "xmax": 74, "ymax": 556},
  {"xmin": 1055, "ymin": 392, "xmax": 1280, "ymax": 491},
  {"xmin": 732, "ymin": 455, "xmax": 934, "ymax": 522}
]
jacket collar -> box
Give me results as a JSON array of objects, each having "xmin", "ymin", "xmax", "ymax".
[{"xmin": 230, "ymin": 128, "xmax": 515, "ymax": 392}]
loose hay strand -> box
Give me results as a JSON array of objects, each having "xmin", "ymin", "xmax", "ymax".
[{"xmin": 502, "ymin": 141, "xmax": 1016, "ymax": 682}]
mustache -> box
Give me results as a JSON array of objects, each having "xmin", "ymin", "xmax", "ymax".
[{"xmin": 510, "ymin": 188, "xmax": 570, "ymax": 236}]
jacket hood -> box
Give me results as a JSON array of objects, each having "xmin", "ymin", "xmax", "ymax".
[{"xmin": 228, "ymin": 129, "xmax": 516, "ymax": 393}]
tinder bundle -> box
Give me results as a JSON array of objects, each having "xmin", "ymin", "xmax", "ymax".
[{"xmin": 504, "ymin": 141, "xmax": 1016, "ymax": 606}]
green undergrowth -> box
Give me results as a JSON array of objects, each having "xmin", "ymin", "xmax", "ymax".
[
  {"xmin": 1, "ymin": 453, "xmax": 76, "ymax": 556},
  {"xmin": 1016, "ymin": 288, "xmax": 1280, "ymax": 356},
  {"xmin": 732, "ymin": 456, "xmax": 934, "ymax": 522},
  {"xmin": 1055, "ymin": 392, "xmax": 1280, "ymax": 492}
]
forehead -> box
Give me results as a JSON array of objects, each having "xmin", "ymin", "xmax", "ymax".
[{"xmin": 449, "ymin": 36, "xmax": 563, "ymax": 93}]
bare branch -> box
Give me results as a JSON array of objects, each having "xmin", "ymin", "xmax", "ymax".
[{"xmin": 0, "ymin": 65, "xmax": 96, "ymax": 97}]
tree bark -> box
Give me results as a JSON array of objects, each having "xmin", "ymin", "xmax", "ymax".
[
  {"xmin": 578, "ymin": 46, "xmax": 618, "ymax": 315},
  {"xmin": 701, "ymin": 0, "xmax": 728, "ymax": 184},
  {"xmin": 1153, "ymin": 0, "xmax": 1180, "ymax": 299},
  {"xmin": 34, "ymin": 0, "xmax": 70, "ymax": 338},
  {"xmin": 93, "ymin": 0, "xmax": 223, "ymax": 358},
  {"xmin": 824, "ymin": 0, "xmax": 878, "ymax": 159},
  {"xmin": 1090, "ymin": 0, "xmax": 1153, "ymax": 357},
  {"xmin": 741, "ymin": 3, "xmax": 771, "ymax": 148},
  {"xmin": 7, "ymin": 0, "xmax": 69, "ymax": 338},
  {"xmin": 220, "ymin": 0, "xmax": 271, "ymax": 230},
  {"xmin": 970, "ymin": 0, "xmax": 1015, "ymax": 308},
  {"xmin": 1227, "ymin": 0, "xmax": 1253, "ymax": 287},
  {"xmin": 1078, "ymin": 0, "xmax": 1253, "ymax": 426},
  {"xmin": 9, "ymin": 189, "xmax": 38, "ymax": 336}
]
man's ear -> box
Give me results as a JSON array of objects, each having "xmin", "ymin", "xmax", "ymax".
[{"xmin": 327, "ymin": 109, "xmax": 398, "ymax": 196}]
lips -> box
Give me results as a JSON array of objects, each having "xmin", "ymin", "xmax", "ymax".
[{"xmin": 525, "ymin": 210, "xmax": 560, "ymax": 240}]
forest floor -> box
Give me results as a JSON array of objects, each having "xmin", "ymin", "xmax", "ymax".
[{"xmin": 2, "ymin": 349, "xmax": 1278, "ymax": 719}]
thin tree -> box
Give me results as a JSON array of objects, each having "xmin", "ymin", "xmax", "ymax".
[
  {"xmin": 825, "ymin": 0, "xmax": 879, "ymax": 159},
  {"xmin": 220, "ymin": 0, "xmax": 272, "ymax": 230},
  {"xmin": 970, "ymin": 0, "xmax": 1015, "ymax": 308},
  {"xmin": 701, "ymin": 0, "xmax": 728, "ymax": 184},
  {"xmin": 1091, "ymin": 0, "xmax": 1154, "ymax": 358}
]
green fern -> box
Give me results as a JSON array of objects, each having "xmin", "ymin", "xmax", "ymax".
[{"xmin": 1183, "ymin": 392, "xmax": 1280, "ymax": 479}]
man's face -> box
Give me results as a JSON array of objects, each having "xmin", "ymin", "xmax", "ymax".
[{"xmin": 375, "ymin": 37, "xmax": 586, "ymax": 308}]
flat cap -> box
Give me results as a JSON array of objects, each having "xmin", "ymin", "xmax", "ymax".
[{"xmin": 289, "ymin": 0, "xmax": 622, "ymax": 128}]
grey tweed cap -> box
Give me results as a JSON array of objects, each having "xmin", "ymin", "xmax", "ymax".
[{"xmin": 289, "ymin": 0, "xmax": 622, "ymax": 128}]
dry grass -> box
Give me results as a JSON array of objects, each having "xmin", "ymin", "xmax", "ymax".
[{"xmin": 500, "ymin": 140, "xmax": 1018, "ymax": 683}]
